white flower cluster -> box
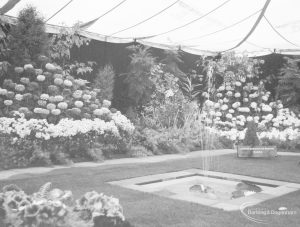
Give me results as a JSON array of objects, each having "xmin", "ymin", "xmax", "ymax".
[
  {"xmin": 217, "ymin": 127, "xmax": 300, "ymax": 142},
  {"xmin": 111, "ymin": 111, "xmax": 135, "ymax": 133},
  {"xmin": 271, "ymin": 109, "xmax": 300, "ymax": 128},
  {"xmin": 0, "ymin": 112, "xmax": 134, "ymax": 140}
]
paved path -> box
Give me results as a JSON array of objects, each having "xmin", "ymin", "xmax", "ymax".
[{"xmin": 0, "ymin": 149, "xmax": 299, "ymax": 181}]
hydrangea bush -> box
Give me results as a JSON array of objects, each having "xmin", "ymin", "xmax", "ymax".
[
  {"xmin": 200, "ymin": 54, "xmax": 300, "ymax": 150},
  {"xmin": 209, "ymin": 56, "xmax": 280, "ymax": 131},
  {"xmin": 0, "ymin": 62, "xmax": 116, "ymax": 123},
  {"xmin": 0, "ymin": 62, "xmax": 134, "ymax": 169},
  {"xmin": 0, "ymin": 183, "xmax": 133, "ymax": 227}
]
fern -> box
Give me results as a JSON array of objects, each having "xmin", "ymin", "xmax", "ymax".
[{"xmin": 37, "ymin": 182, "xmax": 52, "ymax": 199}]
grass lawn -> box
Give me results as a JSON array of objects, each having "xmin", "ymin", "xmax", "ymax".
[{"xmin": 1, "ymin": 153, "xmax": 300, "ymax": 227}]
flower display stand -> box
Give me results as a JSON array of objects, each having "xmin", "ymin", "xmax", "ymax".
[{"xmin": 237, "ymin": 146, "xmax": 277, "ymax": 158}]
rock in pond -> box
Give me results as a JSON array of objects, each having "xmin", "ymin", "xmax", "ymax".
[{"xmin": 236, "ymin": 181, "xmax": 262, "ymax": 192}]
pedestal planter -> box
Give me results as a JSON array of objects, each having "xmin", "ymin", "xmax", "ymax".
[{"xmin": 237, "ymin": 146, "xmax": 277, "ymax": 158}]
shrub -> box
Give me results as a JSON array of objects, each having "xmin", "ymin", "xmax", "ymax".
[
  {"xmin": 7, "ymin": 6, "xmax": 49, "ymax": 65},
  {"xmin": 127, "ymin": 145, "xmax": 152, "ymax": 157}
]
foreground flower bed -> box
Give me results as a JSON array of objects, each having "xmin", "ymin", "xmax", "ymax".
[{"xmin": 0, "ymin": 183, "xmax": 133, "ymax": 227}]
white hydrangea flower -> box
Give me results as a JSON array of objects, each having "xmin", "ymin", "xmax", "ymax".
[
  {"xmin": 165, "ymin": 89, "xmax": 174, "ymax": 98},
  {"xmin": 250, "ymin": 102, "xmax": 257, "ymax": 108},
  {"xmin": 226, "ymin": 113, "xmax": 233, "ymax": 119},
  {"xmin": 246, "ymin": 116, "xmax": 253, "ymax": 121},
  {"xmin": 234, "ymin": 92, "xmax": 241, "ymax": 98},
  {"xmin": 215, "ymin": 112, "xmax": 222, "ymax": 117},
  {"xmin": 214, "ymin": 103, "xmax": 220, "ymax": 108},
  {"xmin": 238, "ymin": 107, "xmax": 250, "ymax": 112},
  {"xmin": 218, "ymin": 86, "xmax": 225, "ymax": 91},
  {"xmin": 235, "ymin": 81, "xmax": 242, "ymax": 86},
  {"xmin": 221, "ymin": 104, "xmax": 228, "ymax": 111}
]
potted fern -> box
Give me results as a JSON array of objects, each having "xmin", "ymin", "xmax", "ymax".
[{"xmin": 237, "ymin": 121, "xmax": 277, "ymax": 158}]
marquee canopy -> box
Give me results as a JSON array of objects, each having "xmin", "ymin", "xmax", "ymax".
[{"xmin": 1, "ymin": 0, "xmax": 300, "ymax": 56}]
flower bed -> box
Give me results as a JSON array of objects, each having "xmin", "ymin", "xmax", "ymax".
[
  {"xmin": 0, "ymin": 62, "xmax": 134, "ymax": 169},
  {"xmin": 198, "ymin": 54, "xmax": 300, "ymax": 151},
  {"xmin": 0, "ymin": 111, "xmax": 134, "ymax": 169}
]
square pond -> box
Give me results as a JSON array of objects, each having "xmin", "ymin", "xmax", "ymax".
[{"xmin": 109, "ymin": 169, "xmax": 300, "ymax": 211}]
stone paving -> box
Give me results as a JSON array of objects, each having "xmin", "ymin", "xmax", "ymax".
[{"xmin": 0, "ymin": 149, "xmax": 299, "ymax": 181}]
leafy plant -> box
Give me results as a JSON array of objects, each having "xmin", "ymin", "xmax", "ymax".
[
  {"xmin": 181, "ymin": 71, "xmax": 205, "ymax": 101},
  {"xmin": 49, "ymin": 24, "xmax": 90, "ymax": 66},
  {"xmin": 142, "ymin": 64, "xmax": 186, "ymax": 129},
  {"xmin": 7, "ymin": 6, "xmax": 49, "ymax": 65},
  {"xmin": 64, "ymin": 61, "xmax": 96, "ymax": 79}
]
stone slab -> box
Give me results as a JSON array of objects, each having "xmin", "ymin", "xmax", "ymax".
[
  {"xmin": 212, "ymin": 203, "xmax": 241, "ymax": 211},
  {"xmin": 251, "ymin": 192, "xmax": 276, "ymax": 200},
  {"xmin": 262, "ymin": 186, "xmax": 298, "ymax": 196}
]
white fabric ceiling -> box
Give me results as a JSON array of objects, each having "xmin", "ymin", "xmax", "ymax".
[{"xmin": 1, "ymin": 0, "xmax": 300, "ymax": 56}]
